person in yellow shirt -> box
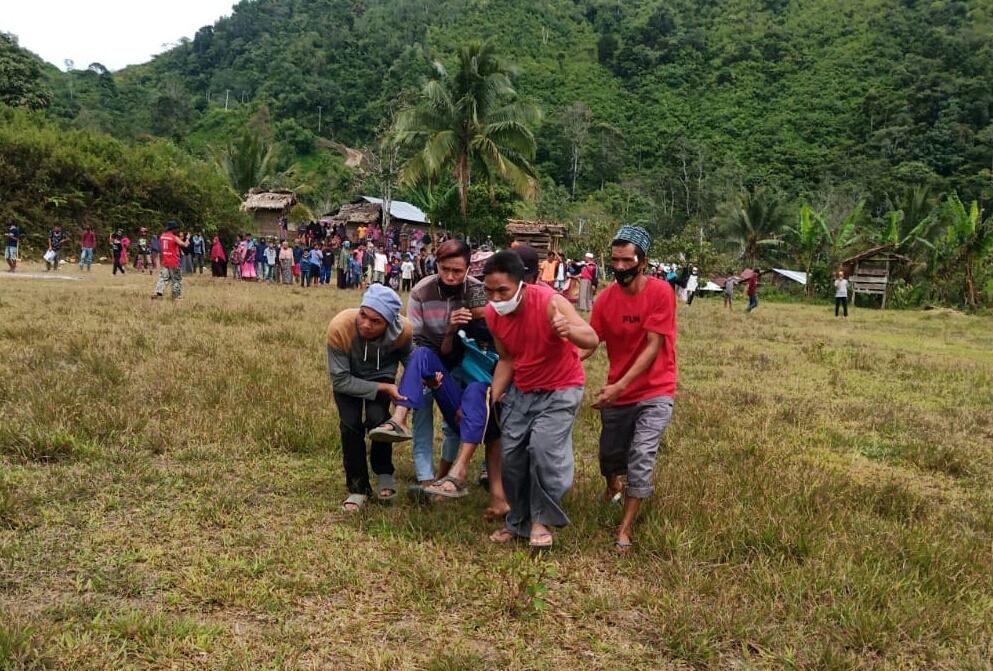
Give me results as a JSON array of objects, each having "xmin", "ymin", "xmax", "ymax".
[{"xmin": 539, "ymin": 251, "xmax": 559, "ymax": 287}]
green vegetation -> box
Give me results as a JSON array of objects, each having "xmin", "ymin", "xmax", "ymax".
[
  {"xmin": 2, "ymin": 271, "xmax": 993, "ymax": 669},
  {"xmin": 393, "ymin": 39, "xmax": 539, "ymax": 221},
  {"xmin": 0, "ymin": 106, "xmax": 249, "ymax": 251},
  {"xmin": 1, "ymin": 0, "xmax": 992, "ymax": 306}
]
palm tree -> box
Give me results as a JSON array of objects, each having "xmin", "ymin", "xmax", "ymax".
[
  {"xmin": 392, "ymin": 40, "xmax": 540, "ymax": 224},
  {"xmin": 719, "ymin": 187, "xmax": 789, "ymax": 267},
  {"xmin": 209, "ymin": 128, "xmax": 275, "ymax": 196}
]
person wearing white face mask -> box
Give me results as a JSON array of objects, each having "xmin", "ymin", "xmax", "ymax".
[{"xmin": 483, "ymin": 250, "xmax": 598, "ymax": 549}]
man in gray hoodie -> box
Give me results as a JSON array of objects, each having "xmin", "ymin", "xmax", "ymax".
[{"xmin": 326, "ymin": 284, "xmax": 413, "ymax": 512}]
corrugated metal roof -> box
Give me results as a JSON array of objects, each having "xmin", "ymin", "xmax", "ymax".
[
  {"xmin": 771, "ymin": 268, "xmax": 807, "ymax": 285},
  {"xmin": 359, "ymin": 196, "xmax": 428, "ymax": 224}
]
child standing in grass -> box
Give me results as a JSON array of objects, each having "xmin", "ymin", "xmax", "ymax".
[
  {"xmin": 582, "ymin": 225, "xmax": 677, "ymax": 551},
  {"xmin": 327, "ymin": 284, "xmax": 413, "ymax": 512},
  {"xmin": 264, "ymin": 239, "xmax": 278, "ymax": 284}
]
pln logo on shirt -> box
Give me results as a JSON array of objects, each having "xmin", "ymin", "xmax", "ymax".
[{"xmin": 621, "ymin": 315, "xmax": 641, "ymax": 324}]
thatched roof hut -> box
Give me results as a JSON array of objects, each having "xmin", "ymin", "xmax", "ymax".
[
  {"xmin": 324, "ymin": 197, "xmax": 430, "ymax": 243},
  {"xmin": 506, "ymin": 220, "xmax": 566, "ymax": 253},
  {"xmin": 240, "ymin": 189, "xmax": 297, "ymax": 238}
]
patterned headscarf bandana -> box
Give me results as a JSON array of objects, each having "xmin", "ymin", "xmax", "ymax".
[{"xmin": 613, "ymin": 225, "xmax": 652, "ymax": 258}]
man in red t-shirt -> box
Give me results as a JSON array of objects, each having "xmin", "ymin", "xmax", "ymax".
[
  {"xmin": 152, "ymin": 220, "xmax": 190, "ymax": 300},
  {"xmin": 745, "ymin": 270, "xmax": 759, "ymax": 313},
  {"xmin": 582, "ymin": 225, "xmax": 677, "ymax": 551},
  {"xmin": 484, "ymin": 250, "xmax": 599, "ymax": 549}
]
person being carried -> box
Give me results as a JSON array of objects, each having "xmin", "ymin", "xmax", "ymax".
[
  {"xmin": 327, "ymin": 284, "xmax": 413, "ymax": 512},
  {"xmin": 581, "ymin": 225, "xmax": 677, "ymax": 551},
  {"xmin": 484, "ymin": 250, "xmax": 598, "ymax": 549},
  {"xmin": 370, "ymin": 283, "xmax": 510, "ymax": 520},
  {"xmin": 370, "ymin": 240, "xmax": 475, "ymax": 494}
]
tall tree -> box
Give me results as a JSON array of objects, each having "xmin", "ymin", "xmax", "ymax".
[
  {"xmin": 821, "ymin": 200, "xmax": 865, "ymax": 272},
  {"xmin": 718, "ymin": 187, "xmax": 789, "ymax": 267},
  {"xmin": 392, "ymin": 39, "xmax": 540, "ymax": 225},
  {"xmin": 209, "ymin": 128, "xmax": 275, "ymax": 196}
]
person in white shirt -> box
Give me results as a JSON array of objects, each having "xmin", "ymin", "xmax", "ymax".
[
  {"xmin": 834, "ymin": 271, "xmax": 850, "ymax": 318},
  {"xmin": 400, "ymin": 254, "xmax": 416, "ymax": 292},
  {"xmin": 373, "ymin": 246, "xmax": 388, "ymax": 285},
  {"xmin": 685, "ymin": 267, "xmax": 699, "ymax": 305}
]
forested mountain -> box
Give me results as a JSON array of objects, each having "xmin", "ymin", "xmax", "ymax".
[
  {"xmin": 3, "ymin": 0, "xmax": 993, "ymax": 304},
  {"xmin": 41, "ymin": 0, "xmax": 992, "ymax": 218}
]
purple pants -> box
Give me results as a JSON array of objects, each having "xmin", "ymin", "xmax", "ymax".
[{"xmin": 397, "ymin": 347, "xmax": 492, "ymax": 444}]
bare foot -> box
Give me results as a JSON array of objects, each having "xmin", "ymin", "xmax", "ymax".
[
  {"xmin": 483, "ymin": 502, "xmax": 510, "ymax": 522},
  {"xmin": 489, "ymin": 528, "xmax": 518, "ymax": 543}
]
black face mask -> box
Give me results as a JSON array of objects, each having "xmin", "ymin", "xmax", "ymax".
[
  {"xmin": 613, "ymin": 265, "xmax": 641, "ymax": 287},
  {"xmin": 438, "ymin": 278, "xmax": 463, "ymax": 297}
]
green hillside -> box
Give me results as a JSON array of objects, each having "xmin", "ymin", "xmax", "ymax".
[
  {"xmin": 33, "ymin": 0, "xmax": 993, "ymax": 222},
  {"xmin": 3, "ymin": 0, "xmax": 993, "ymax": 305}
]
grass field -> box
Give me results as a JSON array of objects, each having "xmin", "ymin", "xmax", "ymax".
[{"xmin": 2, "ymin": 263, "xmax": 993, "ymax": 670}]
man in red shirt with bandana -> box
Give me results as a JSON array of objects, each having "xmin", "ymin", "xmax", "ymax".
[{"xmin": 582, "ymin": 225, "xmax": 677, "ymax": 551}]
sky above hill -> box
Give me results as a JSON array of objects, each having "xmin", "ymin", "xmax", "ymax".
[{"xmin": 4, "ymin": 0, "xmax": 236, "ymax": 71}]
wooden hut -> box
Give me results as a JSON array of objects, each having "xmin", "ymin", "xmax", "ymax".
[
  {"xmin": 842, "ymin": 245, "xmax": 910, "ymax": 308},
  {"xmin": 325, "ymin": 197, "xmax": 430, "ymax": 247},
  {"xmin": 240, "ymin": 189, "xmax": 296, "ymax": 238},
  {"xmin": 324, "ymin": 202, "xmax": 381, "ymax": 242},
  {"xmin": 506, "ymin": 220, "xmax": 566, "ymax": 254}
]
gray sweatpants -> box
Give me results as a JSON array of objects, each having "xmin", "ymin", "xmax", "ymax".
[
  {"xmin": 498, "ymin": 384, "xmax": 584, "ymax": 537},
  {"xmin": 599, "ymin": 395, "xmax": 674, "ymax": 499}
]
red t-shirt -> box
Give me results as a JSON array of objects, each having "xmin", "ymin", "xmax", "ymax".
[
  {"xmin": 486, "ymin": 282, "xmax": 585, "ymax": 392},
  {"xmin": 589, "ymin": 276, "xmax": 677, "ymax": 404},
  {"xmin": 747, "ymin": 274, "xmax": 758, "ymax": 296},
  {"xmin": 160, "ymin": 231, "xmax": 180, "ymax": 268}
]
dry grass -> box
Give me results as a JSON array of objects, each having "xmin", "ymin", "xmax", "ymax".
[{"xmin": 2, "ymin": 264, "xmax": 993, "ymax": 670}]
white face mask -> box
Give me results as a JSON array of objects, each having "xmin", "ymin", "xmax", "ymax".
[{"xmin": 489, "ymin": 281, "xmax": 524, "ymax": 316}]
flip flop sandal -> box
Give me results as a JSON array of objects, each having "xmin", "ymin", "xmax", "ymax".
[
  {"xmin": 341, "ymin": 493, "xmax": 368, "ymax": 513},
  {"xmin": 368, "ymin": 419, "xmax": 413, "ymax": 443},
  {"xmin": 423, "ymin": 475, "xmax": 468, "ymax": 498},
  {"xmin": 376, "ymin": 473, "xmax": 397, "ymax": 502},
  {"xmin": 529, "ymin": 531, "xmax": 554, "ymax": 549},
  {"xmin": 614, "ymin": 539, "xmax": 634, "ymax": 551}
]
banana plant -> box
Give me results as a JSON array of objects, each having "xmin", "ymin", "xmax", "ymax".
[
  {"xmin": 786, "ymin": 203, "xmax": 825, "ymax": 296},
  {"xmin": 935, "ymin": 193, "xmax": 993, "ymax": 307},
  {"xmin": 821, "ymin": 199, "xmax": 865, "ymax": 271}
]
